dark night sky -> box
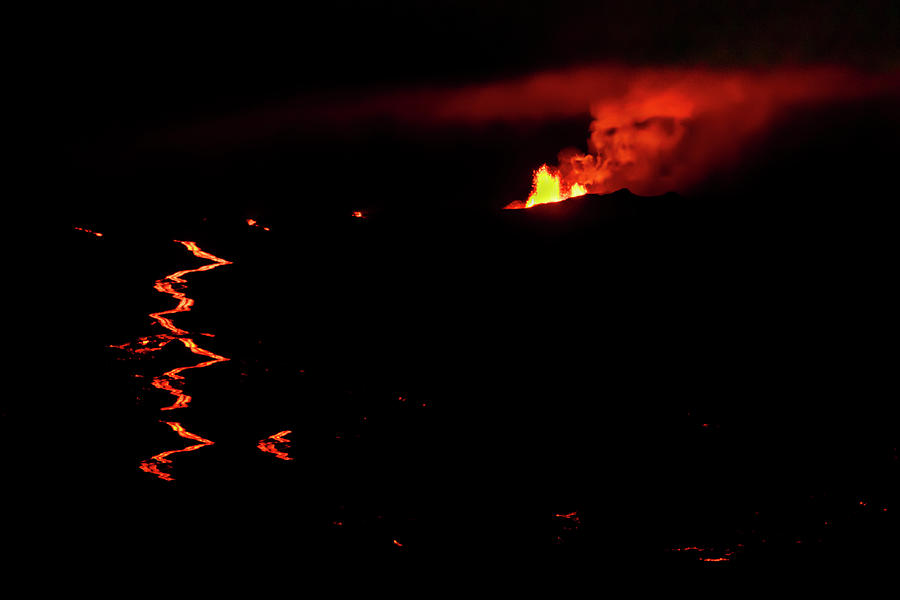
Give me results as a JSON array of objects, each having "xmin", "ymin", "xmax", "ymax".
[{"xmin": 51, "ymin": 1, "xmax": 898, "ymax": 159}]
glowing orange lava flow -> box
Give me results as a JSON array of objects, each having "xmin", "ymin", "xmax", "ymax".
[
  {"xmin": 155, "ymin": 337, "xmax": 230, "ymax": 411},
  {"xmin": 257, "ymin": 430, "xmax": 294, "ymax": 461},
  {"xmin": 150, "ymin": 240, "xmax": 232, "ymax": 335},
  {"xmin": 149, "ymin": 240, "xmax": 233, "ymax": 335},
  {"xmin": 247, "ymin": 218, "xmax": 271, "ymax": 231},
  {"xmin": 504, "ymin": 165, "xmax": 587, "ymax": 209},
  {"xmin": 113, "ymin": 241, "xmax": 232, "ymax": 411},
  {"xmin": 139, "ymin": 422, "xmax": 215, "ymax": 482},
  {"xmin": 73, "ymin": 226, "xmax": 103, "ymax": 237},
  {"xmin": 110, "ymin": 240, "xmax": 232, "ymax": 481}
]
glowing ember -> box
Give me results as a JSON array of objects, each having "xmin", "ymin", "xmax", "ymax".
[
  {"xmin": 73, "ymin": 226, "xmax": 103, "ymax": 237},
  {"xmin": 258, "ymin": 430, "xmax": 294, "ymax": 461},
  {"xmin": 504, "ymin": 164, "xmax": 589, "ymax": 209}
]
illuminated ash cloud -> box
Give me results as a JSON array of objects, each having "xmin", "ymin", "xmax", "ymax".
[
  {"xmin": 547, "ymin": 67, "xmax": 900, "ymax": 198},
  {"xmin": 488, "ymin": 66, "xmax": 900, "ymax": 206},
  {"xmin": 143, "ymin": 64, "xmax": 899, "ymax": 204}
]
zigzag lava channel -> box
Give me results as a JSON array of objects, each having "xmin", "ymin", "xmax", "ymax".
[
  {"xmin": 111, "ymin": 240, "xmax": 232, "ymax": 481},
  {"xmin": 257, "ymin": 430, "xmax": 294, "ymax": 461}
]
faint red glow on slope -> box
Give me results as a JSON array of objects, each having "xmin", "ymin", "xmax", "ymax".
[
  {"xmin": 139, "ymin": 421, "xmax": 215, "ymax": 482},
  {"xmin": 257, "ymin": 430, "xmax": 294, "ymax": 461},
  {"xmin": 73, "ymin": 226, "xmax": 103, "ymax": 237}
]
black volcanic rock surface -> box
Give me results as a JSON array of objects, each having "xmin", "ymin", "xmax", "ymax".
[{"xmin": 51, "ymin": 185, "xmax": 897, "ymax": 568}]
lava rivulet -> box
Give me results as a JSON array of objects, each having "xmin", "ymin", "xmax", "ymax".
[
  {"xmin": 154, "ymin": 337, "xmax": 230, "ymax": 411},
  {"xmin": 670, "ymin": 545, "xmax": 736, "ymax": 563},
  {"xmin": 257, "ymin": 430, "xmax": 294, "ymax": 461},
  {"xmin": 149, "ymin": 240, "xmax": 233, "ymax": 335},
  {"xmin": 73, "ymin": 226, "xmax": 103, "ymax": 237},
  {"xmin": 111, "ymin": 240, "xmax": 232, "ymax": 481},
  {"xmin": 139, "ymin": 421, "xmax": 215, "ymax": 482},
  {"xmin": 505, "ymin": 165, "xmax": 587, "ymax": 209}
]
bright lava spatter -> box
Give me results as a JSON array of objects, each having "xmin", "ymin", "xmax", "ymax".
[
  {"xmin": 257, "ymin": 430, "xmax": 294, "ymax": 461},
  {"xmin": 110, "ymin": 240, "xmax": 232, "ymax": 481},
  {"xmin": 504, "ymin": 165, "xmax": 588, "ymax": 210}
]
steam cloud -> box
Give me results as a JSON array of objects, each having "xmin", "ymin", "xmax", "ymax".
[{"xmin": 422, "ymin": 66, "xmax": 899, "ymax": 196}]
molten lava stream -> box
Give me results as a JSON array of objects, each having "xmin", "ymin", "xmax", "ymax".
[
  {"xmin": 149, "ymin": 240, "xmax": 233, "ymax": 336},
  {"xmin": 257, "ymin": 431, "xmax": 293, "ymax": 461},
  {"xmin": 121, "ymin": 240, "xmax": 233, "ymax": 411},
  {"xmin": 109, "ymin": 240, "xmax": 233, "ymax": 481},
  {"xmin": 139, "ymin": 422, "xmax": 215, "ymax": 482}
]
